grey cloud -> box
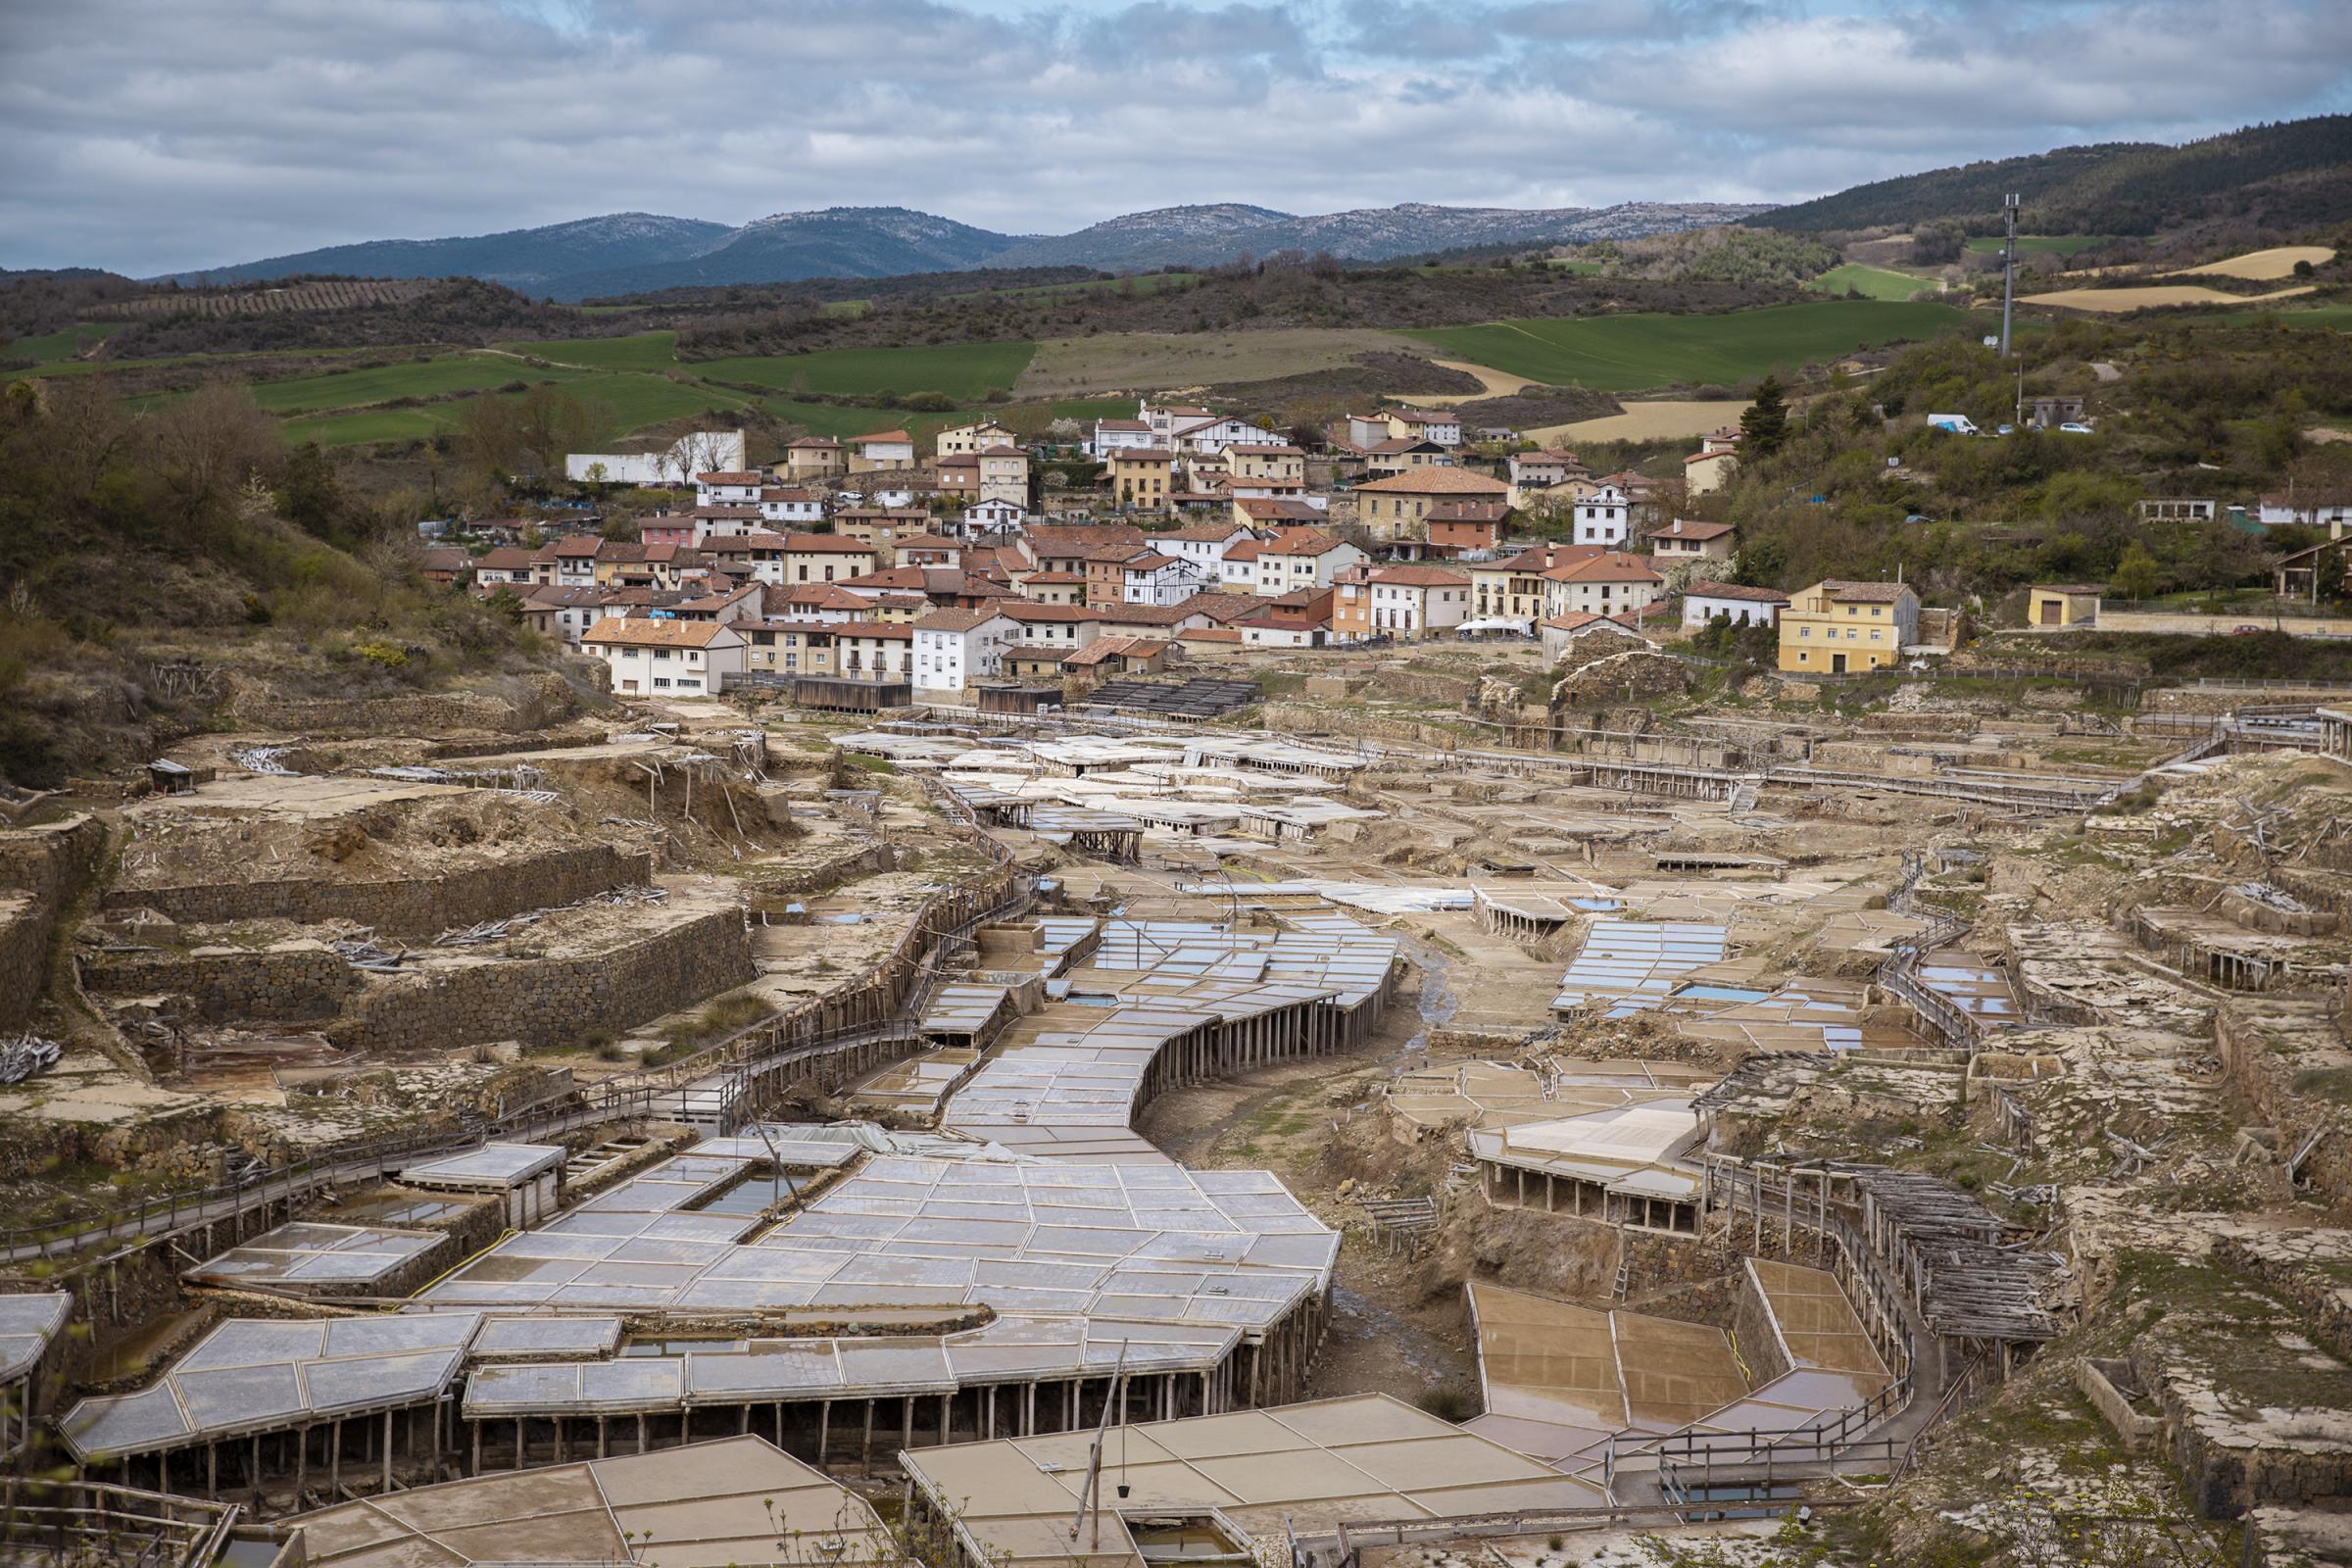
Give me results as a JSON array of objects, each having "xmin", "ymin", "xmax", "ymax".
[{"xmin": 0, "ymin": 0, "xmax": 2343, "ymax": 276}]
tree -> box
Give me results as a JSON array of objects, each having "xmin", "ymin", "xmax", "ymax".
[
  {"xmin": 1740, "ymin": 375, "xmax": 1789, "ymax": 458},
  {"xmin": 2111, "ymin": 542, "xmax": 2161, "ymax": 602},
  {"xmin": 150, "ymin": 382, "xmax": 278, "ymax": 530}
]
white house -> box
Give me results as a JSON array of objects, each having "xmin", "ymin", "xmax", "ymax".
[
  {"xmin": 1253, "ymin": 527, "xmax": 1366, "ymax": 596},
  {"xmin": 1142, "ymin": 401, "xmax": 1215, "ymax": 441},
  {"xmin": 1364, "ymin": 565, "xmax": 1472, "ymax": 640},
  {"xmin": 1541, "ymin": 550, "xmax": 1665, "ymax": 619},
  {"xmin": 566, "ymin": 429, "xmax": 744, "ymax": 486},
  {"xmin": 1568, "ymin": 482, "xmax": 1631, "ymax": 547},
  {"xmin": 1387, "ymin": 408, "xmax": 1462, "ymax": 448},
  {"xmin": 1091, "ymin": 418, "xmax": 1158, "ymax": 459},
  {"xmin": 1122, "ymin": 553, "xmax": 1214, "ymax": 607},
  {"xmin": 2259, "ymin": 492, "xmax": 2352, "ymax": 530},
  {"xmin": 1171, "ymin": 414, "xmax": 1280, "ymax": 454},
  {"xmin": 1682, "ymin": 581, "xmax": 1789, "ymax": 629},
  {"xmin": 961, "ymin": 499, "xmax": 1029, "ymax": 536},
  {"xmin": 1164, "ymin": 521, "xmax": 1257, "ymax": 570},
  {"xmin": 1219, "ymin": 539, "xmax": 1261, "ymax": 594},
  {"xmin": 911, "ymin": 608, "xmax": 1019, "ymax": 700},
  {"xmin": 695, "ymin": 470, "xmax": 763, "ymax": 508},
  {"xmin": 757, "ymin": 486, "xmax": 824, "ymax": 528},
  {"xmin": 581, "ymin": 617, "xmax": 747, "ymax": 698}
]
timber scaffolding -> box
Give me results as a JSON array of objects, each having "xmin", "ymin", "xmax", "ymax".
[
  {"xmin": 1872, "ymin": 852, "xmax": 1984, "ymax": 1051},
  {"xmin": 1396, "ymin": 745, "xmax": 2108, "ymax": 814},
  {"xmin": 1697, "ymin": 1154, "xmax": 2061, "ymax": 1381},
  {"xmin": 0, "ymin": 1478, "xmax": 243, "ymax": 1568}
]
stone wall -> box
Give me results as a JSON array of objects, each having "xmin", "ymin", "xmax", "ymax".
[
  {"xmin": 2214, "ymin": 1003, "xmax": 2352, "ymax": 1211},
  {"xmin": 227, "ymin": 672, "xmax": 577, "ymax": 736},
  {"xmin": 108, "ymin": 844, "xmax": 652, "ymax": 940},
  {"xmin": 0, "ymin": 813, "xmax": 110, "ymax": 1030},
  {"xmin": 329, "ymin": 906, "xmax": 756, "ymax": 1052},
  {"xmin": 2141, "ymin": 682, "xmax": 2352, "ymax": 715},
  {"xmin": 2099, "ymin": 611, "xmax": 2352, "ymax": 641},
  {"xmin": 80, "ymin": 941, "xmax": 351, "ymax": 1022}
]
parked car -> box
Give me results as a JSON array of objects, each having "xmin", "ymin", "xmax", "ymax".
[{"xmin": 2058, "ymin": 422, "xmax": 2095, "ymax": 434}]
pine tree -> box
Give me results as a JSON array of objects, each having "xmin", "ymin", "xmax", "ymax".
[{"xmin": 1740, "ymin": 374, "xmax": 1789, "ymax": 457}]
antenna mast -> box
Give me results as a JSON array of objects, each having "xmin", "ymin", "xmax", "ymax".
[{"xmin": 1998, "ymin": 193, "xmax": 2020, "ymax": 358}]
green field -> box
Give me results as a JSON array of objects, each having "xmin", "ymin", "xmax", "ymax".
[
  {"xmin": 277, "ymin": 368, "xmax": 755, "ymax": 448},
  {"xmin": 9, "ymin": 321, "xmax": 127, "ymax": 363},
  {"xmin": 497, "ymin": 331, "xmax": 682, "ymax": 370},
  {"xmin": 762, "ymin": 394, "xmax": 1138, "ymax": 447},
  {"xmin": 280, "ymin": 407, "xmax": 455, "ymax": 446},
  {"xmin": 243, "ymin": 357, "xmax": 593, "ymax": 414},
  {"xmin": 1812, "ymin": 264, "xmax": 1935, "ymax": 302},
  {"xmin": 1407, "ymin": 301, "xmax": 1979, "ymax": 392},
  {"xmin": 1966, "ymin": 234, "xmax": 2118, "ymax": 257},
  {"xmin": 695, "ymin": 340, "xmax": 1037, "ymax": 400},
  {"xmin": 1543, "ymin": 260, "xmax": 1607, "ymax": 275}
]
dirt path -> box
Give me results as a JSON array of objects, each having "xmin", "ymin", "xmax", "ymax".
[{"xmin": 1404, "ymin": 359, "xmax": 1540, "ymax": 406}]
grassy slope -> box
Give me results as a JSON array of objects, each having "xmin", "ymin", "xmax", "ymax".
[
  {"xmin": 693, "ymin": 340, "xmax": 1038, "ymax": 400},
  {"xmin": 1966, "ymin": 234, "xmax": 2119, "ymax": 256},
  {"xmin": 9, "ymin": 321, "xmax": 129, "ymax": 363},
  {"xmin": 243, "ymin": 357, "xmax": 596, "ymax": 414},
  {"xmin": 1407, "ymin": 300, "xmax": 1979, "ymax": 392},
  {"xmin": 1812, "ymin": 264, "xmax": 1936, "ymax": 301}
]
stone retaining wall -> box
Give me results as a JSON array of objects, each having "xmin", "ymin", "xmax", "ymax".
[
  {"xmin": 108, "ymin": 845, "xmax": 652, "ymax": 940},
  {"xmin": 228, "ymin": 673, "xmax": 576, "ymax": 736},
  {"xmin": 80, "ymin": 941, "xmax": 352, "ymax": 1022},
  {"xmin": 0, "ymin": 813, "xmax": 110, "ymax": 1030},
  {"xmin": 2214, "ymin": 1004, "xmax": 2352, "ymax": 1210},
  {"xmin": 329, "ymin": 906, "xmax": 756, "ymax": 1052}
]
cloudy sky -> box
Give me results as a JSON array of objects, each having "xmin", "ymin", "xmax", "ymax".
[{"xmin": 4, "ymin": 0, "xmax": 2348, "ymax": 276}]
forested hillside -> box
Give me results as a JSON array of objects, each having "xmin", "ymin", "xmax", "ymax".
[{"xmin": 1761, "ymin": 116, "xmax": 2352, "ymax": 234}]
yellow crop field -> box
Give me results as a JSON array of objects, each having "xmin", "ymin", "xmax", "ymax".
[
  {"xmin": 1526, "ymin": 399, "xmax": 1752, "ymax": 446},
  {"xmin": 2163, "ymin": 246, "xmax": 2335, "ymax": 281},
  {"xmin": 2021, "ymin": 283, "xmax": 2318, "ymax": 314}
]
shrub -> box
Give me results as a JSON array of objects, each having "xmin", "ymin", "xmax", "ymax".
[
  {"xmin": 1415, "ymin": 1385, "xmax": 1478, "ymax": 1422},
  {"xmin": 352, "ymin": 638, "xmax": 409, "ymax": 669}
]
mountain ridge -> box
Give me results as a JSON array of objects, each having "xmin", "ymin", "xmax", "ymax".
[{"xmin": 154, "ymin": 199, "xmax": 1774, "ymax": 299}]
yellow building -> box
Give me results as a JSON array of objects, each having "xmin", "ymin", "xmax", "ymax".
[
  {"xmin": 935, "ymin": 419, "xmax": 1017, "ymax": 459},
  {"xmin": 1351, "ymin": 466, "xmax": 1509, "ymax": 538},
  {"xmin": 1778, "ymin": 580, "xmax": 1922, "ymax": 673},
  {"xmin": 977, "ymin": 445, "xmax": 1030, "ymax": 508},
  {"xmin": 2026, "ymin": 583, "xmax": 2100, "ymax": 627},
  {"xmin": 1109, "ymin": 448, "xmax": 1175, "ymax": 511}
]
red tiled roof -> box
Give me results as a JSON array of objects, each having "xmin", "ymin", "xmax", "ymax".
[
  {"xmin": 1353, "ymin": 467, "xmax": 1508, "ymax": 495},
  {"xmin": 1543, "ymin": 551, "xmax": 1663, "ymax": 585},
  {"xmin": 1371, "ymin": 564, "xmax": 1471, "ymax": 587}
]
